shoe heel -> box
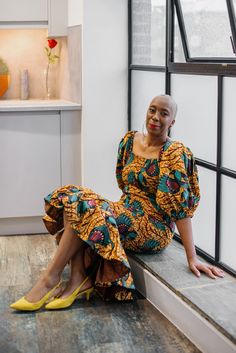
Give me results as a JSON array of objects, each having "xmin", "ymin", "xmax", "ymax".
[{"xmin": 86, "ymin": 288, "xmax": 93, "ymax": 301}]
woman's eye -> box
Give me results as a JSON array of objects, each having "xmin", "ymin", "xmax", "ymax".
[
  {"xmin": 160, "ymin": 111, "xmax": 168, "ymax": 117},
  {"xmin": 149, "ymin": 108, "xmax": 155, "ymax": 113}
]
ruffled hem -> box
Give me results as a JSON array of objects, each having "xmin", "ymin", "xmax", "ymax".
[{"xmin": 42, "ymin": 185, "xmax": 135, "ymax": 301}]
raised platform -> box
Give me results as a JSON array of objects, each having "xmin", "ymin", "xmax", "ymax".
[{"xmin": 128, "ymin": 240, "xmax": 236, "ymax": 353}]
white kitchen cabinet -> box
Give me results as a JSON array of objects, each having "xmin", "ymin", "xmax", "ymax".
[
  {"xmin": 0, "ymin": 0, "xmax": 47, "ymax": 22},
  {"xmin": 0, "ymin": 0, "xmax": 67, "ymax": 37},
  {"xmin": 61, "ymin": 110, "xmax": 81, "ymax": 185},
  {"xmin": 48, "ymin": 0, "xmax": 68, "ymax": 37},
  {"xmin": 0, "ymin": 111, "xmax": 61, "ymax": 218},
  {"xmin": 0, "ymin": 101, "xmax": 81, "ymax": 233}
]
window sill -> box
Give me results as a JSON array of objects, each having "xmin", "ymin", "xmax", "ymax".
[{"xmin": 128, "ymin": 239, "xmax": 236, "ymax": 348}]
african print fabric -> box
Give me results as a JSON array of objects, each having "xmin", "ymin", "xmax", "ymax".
[{"xmin": 43, "ymin": 131, "xmax": 200, "ymax": 301}]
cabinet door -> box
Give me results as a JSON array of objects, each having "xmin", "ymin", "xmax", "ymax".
[
  {"xmin": 48, "ymin": 0, "xmax": 67, "ymax": 37},
  {"xmin": 0, "ymin": 0, "xmax": 47, "ymax": 22},
  {"xmin": 0, "ymin": 112, "xmax": 61, "ymax": 218},
  {"xmin": 61, "ymin": 110, "xmax": 81, "ymax": 185}
]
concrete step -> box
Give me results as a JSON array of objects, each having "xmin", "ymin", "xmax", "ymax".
[{"xmin": 128, "ymin": 240, "xmax": 236, "ymax": 353}]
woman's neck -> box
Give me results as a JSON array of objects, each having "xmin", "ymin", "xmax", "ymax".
[{"xmin": 143, "ymin": 133, "xmax": 168, "ymax": 148}]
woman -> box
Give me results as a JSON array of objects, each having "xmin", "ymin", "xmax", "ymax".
[{"xmin": 10, "ymin": 95, "xmax": 224, "ymax": 311}]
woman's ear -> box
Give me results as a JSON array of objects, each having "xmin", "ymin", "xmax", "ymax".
[{"xmin": 169, "ymin": 119, "xmax": 175, "ymax": 128}]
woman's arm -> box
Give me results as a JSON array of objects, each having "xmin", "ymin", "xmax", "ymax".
[{"xmin": 175, "ymin": 218, "xmax": 224, "ymax": 279}]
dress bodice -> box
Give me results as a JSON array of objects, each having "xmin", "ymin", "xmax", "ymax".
[{"xmin": 116, "ymin": 130, "xmax": 200, "ymax": 226}]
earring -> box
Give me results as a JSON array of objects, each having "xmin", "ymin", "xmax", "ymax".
[{"xmin": 142, "ymin": 122, "xmax": 147, "ymax": 139}]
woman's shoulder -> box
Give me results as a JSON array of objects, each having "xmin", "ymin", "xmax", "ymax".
[
  {"xmin": 119, "ymin": 130, "xmax": 137, "ymax": 145},
  {"xmin": 122, "ymin": 130, "xmax": 137, "ymax": 140},
  {"xmin": 167, "ymin": 139, "xmax": 194, "ymax": 157}
]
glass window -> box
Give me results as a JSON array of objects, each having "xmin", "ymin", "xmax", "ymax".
[
  {"xmin": 220, "ymin": 176, "xmax": 236, "ymax": 271},
  {"xmin": 171, "ymin": 74, "xmax": 218, "ymax": 164},
  {"xmin": 131, "ymin": 70, "xmax": 165, "ymax": 131},
  {"xmin": 192, "ymin": 166, "xmax": 216, "ymax": 257},
  {"xmin": 132, "ymin": 0, "xmax": 166, "ymax": 65},
  {"xmin": 222, "ymin": 77, "xmax": 236, "ymax": 172},
  {"xmin": 178, "ymin": 0, "xmax": 235, "ymax": 58},
  {"xmin": 232, "ymin": 0, "xmax": 236, "ymax": 13},
  {"xmin": 174, "ymin": 8, "xmax": 186, "ymax": 62}
]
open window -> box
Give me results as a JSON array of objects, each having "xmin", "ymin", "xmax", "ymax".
[{"xmin": 174, "ymin": 0, "xmax": 236, "ymax": 62}]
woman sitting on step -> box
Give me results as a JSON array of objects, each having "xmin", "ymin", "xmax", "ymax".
[{"xmin": 10, "ymin": 95, "xmax": 224, "ymax": 311}]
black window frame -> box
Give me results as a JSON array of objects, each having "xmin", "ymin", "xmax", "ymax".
[{"xmin": 174, "ymin": 0, "xmax": 236, "ymax": 63}]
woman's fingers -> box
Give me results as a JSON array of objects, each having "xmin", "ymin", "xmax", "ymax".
[
  {"xmin": 197, "ymin": 263, "xmax": 217, "ymax": 279},
  {"xmin": 202, "ymin": 265, "xmax": 217, "ymax": 279},
  {"xmin": 210, "ymin": 266, "xmax": 225, "ymax": 278},
  {"xmin": 189, "ymin": 263, "xmax": 201, "ymax": 277},
  {"xmin": 203, "ymin": 264, "xmax": 225, "ymax": 278},
  {"xmin": 189, "ymin": 261, "xmax": 225, "ymax": 279}
]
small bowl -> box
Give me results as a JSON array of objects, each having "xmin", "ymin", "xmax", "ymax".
[{"xmin": 0, "ymin": 74, "xmax": 10, "ymax": 97}]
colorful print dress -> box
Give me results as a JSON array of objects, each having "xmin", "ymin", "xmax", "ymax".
[{"xmin": 43, "ymin": 131, "xmax": 200, "ymax": 301}]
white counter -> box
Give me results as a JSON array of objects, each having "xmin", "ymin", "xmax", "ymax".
[{"xmin": 0, "ymin": 99, "xmax": 82, "ymax": 112}]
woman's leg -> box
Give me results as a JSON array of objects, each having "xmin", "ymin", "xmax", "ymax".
[
  {"xmin": 25, "ymin": 212, "xmax": 85, "ymax": 302},
  {"xmin": 59, "ymin": 247, "xmax": 93, "ymax": 298}
]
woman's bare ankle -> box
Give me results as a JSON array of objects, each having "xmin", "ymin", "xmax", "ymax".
[
  {"xmin": 41, "ymin": 272, "xmax": 61, "ymax": 288},
  {"xmin": 24, "ymin": 273, "xmax": 61, "ymax": 302}
]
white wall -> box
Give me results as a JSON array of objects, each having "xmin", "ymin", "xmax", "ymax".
[{"xmin": 69, "ymin": 0, "xmax": 128, "ymax": 201}]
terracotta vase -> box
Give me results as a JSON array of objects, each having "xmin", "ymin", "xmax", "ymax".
[{"xmin": 0, "ymin": 74, "xmax": 10, "ymax": 97}]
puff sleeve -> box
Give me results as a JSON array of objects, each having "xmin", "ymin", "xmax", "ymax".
[
  {"xmin": 115, "ymin": 131, "xmax": 133, "ymax": 192},
  {"xmin": 156, "ymin": 142, "xmax": 200, "ymax": 222}
]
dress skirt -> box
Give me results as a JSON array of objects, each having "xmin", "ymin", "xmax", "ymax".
[{"xmin": 43, "ymin": 185, "xmax": 136, "ymax": 301}]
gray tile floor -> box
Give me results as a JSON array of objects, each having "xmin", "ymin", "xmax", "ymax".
[
  {"xmin": 0, "ymin": 234, "xmax": 201, "ymax": 353},
  {"xmin": 132, "ymin": 240, "xmax": 236, "ymax": 344}
]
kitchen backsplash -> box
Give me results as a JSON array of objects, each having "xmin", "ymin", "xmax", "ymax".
[
  {"xmin": 0, "ymin": 27, "xmax": 81, "ymax": 103},
  {"xmin": 58, "ymin": 26, "xmax": 82, "ymax": 104}
]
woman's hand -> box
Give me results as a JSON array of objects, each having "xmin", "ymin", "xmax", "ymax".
[
  {"xmin": 175, "ymin": 218, "xmax": 225, "ymax": 279},
  {"xmin": 188, "ymin": 258, "xmax": 225, "ymax": 279}
]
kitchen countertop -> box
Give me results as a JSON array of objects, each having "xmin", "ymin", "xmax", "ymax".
[{"xmin": 0, "ymin": 99, "xmax": 82, "ymax": 112}]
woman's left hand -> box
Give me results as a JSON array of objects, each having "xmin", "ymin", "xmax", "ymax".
[{"xmin": 188, "ymin": 259, "xmax": 225, "ymax": 279}]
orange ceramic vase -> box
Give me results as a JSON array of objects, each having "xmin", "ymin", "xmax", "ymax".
[{"xmin": 0, "ymin": 74, "xmax": 10, "ymax": 97}]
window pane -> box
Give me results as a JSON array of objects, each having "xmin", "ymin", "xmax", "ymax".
[
  {"xmin": 220, "ymin": 176, "xmax": 236, "ymax": 271},
  {"xmin": 174, "ymin": 9, "xmax": 186, "ymax": 62},
  {"xmin": 131, "ymin": 70, "xmax": 165, "ymax": 130},
  {"xmin": 180, "ymin": 0, "xmax": 234, "ymax": 58},
  {"xmin": 222, "ymin": 77, "xmax": 236, "ymax": 172},
  {"xmin": 132, "ymin": 0, "xmax": 166, "ymax": 65},
  {"xmin": 232, "ymin": 0, "xmax": 236, "ymax": 13},
  {"xmin": 192, "ymin": 166, "xmax": 216, "ymax": 257},
  {"xmin": 171, "ymin": 74, "xmax": 217, "ymax": 164}
]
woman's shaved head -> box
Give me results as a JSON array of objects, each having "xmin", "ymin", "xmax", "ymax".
[{"xmin": 151, "ymin": 95, "xmax": 177, "ymax": 119}]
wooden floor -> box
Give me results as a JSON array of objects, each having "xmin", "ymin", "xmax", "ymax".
[{"xmin": 0, "ymin": 234, "xmax": 201, "ymax": 353}]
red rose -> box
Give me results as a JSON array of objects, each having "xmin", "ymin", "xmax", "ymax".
[{"xmin": 48, "ymin": 39, "xmax": 57, "ymax": 49}]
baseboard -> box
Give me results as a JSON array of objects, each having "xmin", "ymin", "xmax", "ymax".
[{"xmin": 0, "ymin": 217, "xmax": 45, "ymax": 235}]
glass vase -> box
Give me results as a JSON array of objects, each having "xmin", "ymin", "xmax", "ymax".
[{"xmin": 44, "ymin": 64, "xmax": 57, "ymax": 99}]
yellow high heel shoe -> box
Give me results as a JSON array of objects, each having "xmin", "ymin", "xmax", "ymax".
[
  {"xmin": 45, "ymin": 276, "xmax": 93, "ymax": 310},
  {"xmin": 10, "ymin": 280, "xmax": 62, "ymax": 311}
]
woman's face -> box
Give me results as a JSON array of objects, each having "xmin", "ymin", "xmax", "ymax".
[{"xmin": 145, "ymin": 96, "xmax": 175, "ymax": 138}]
